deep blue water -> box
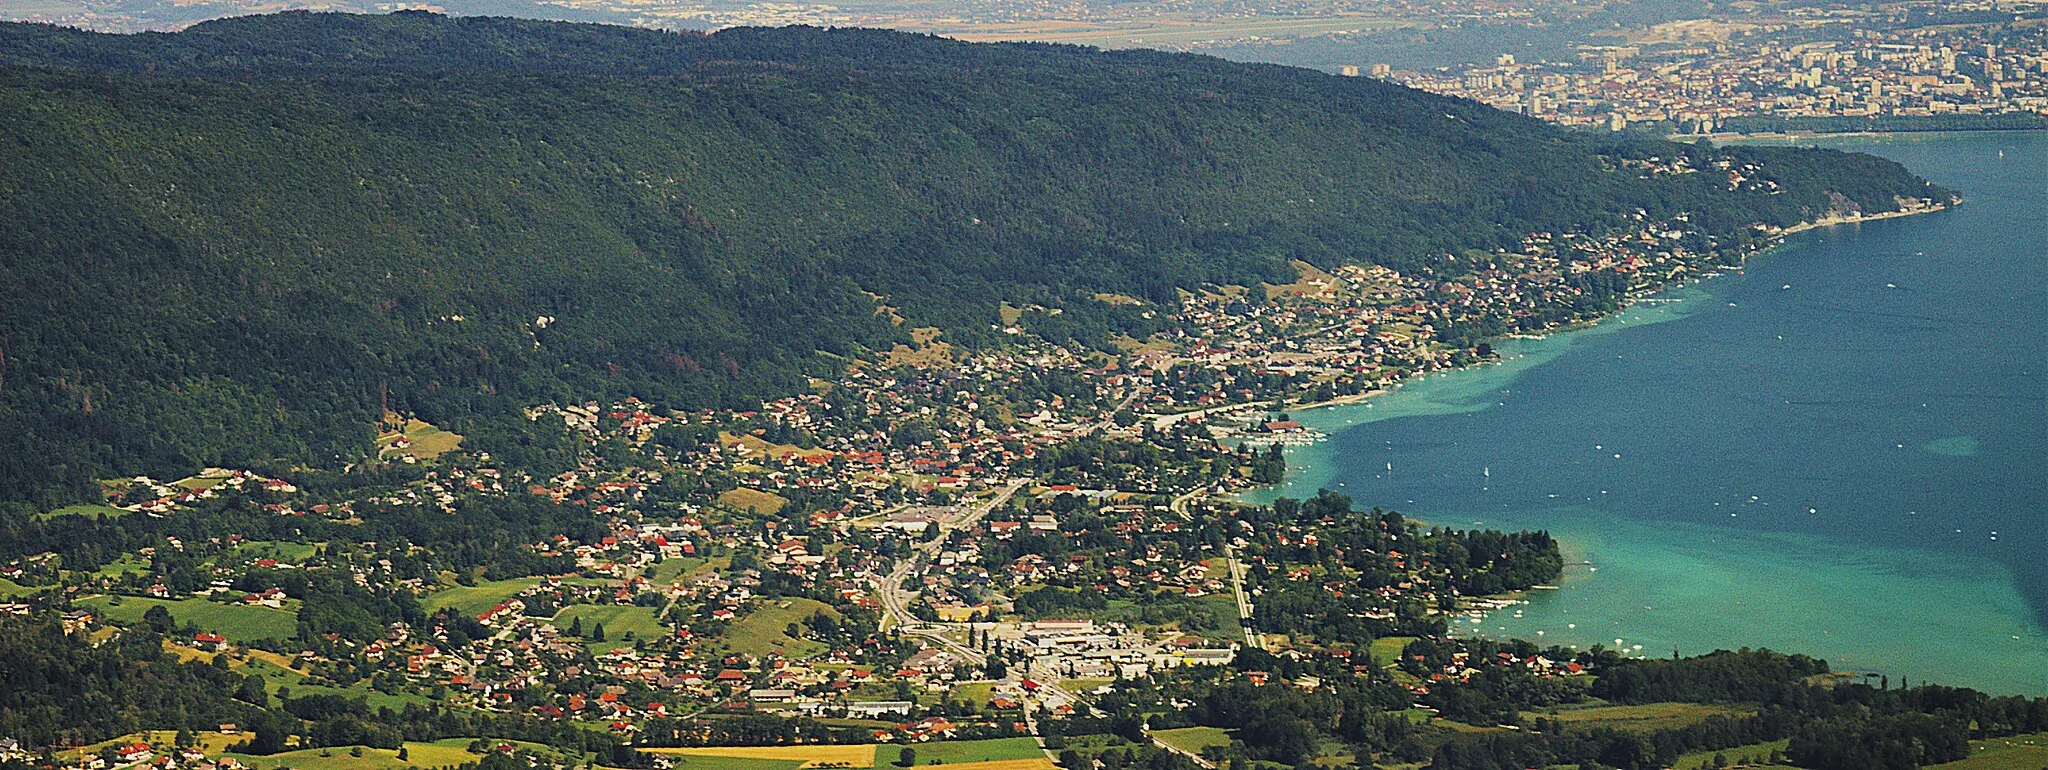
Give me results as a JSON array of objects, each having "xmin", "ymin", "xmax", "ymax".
[{"xmin": 1253, "ymin": 131, "xmax": 2047, "ymax": 693}]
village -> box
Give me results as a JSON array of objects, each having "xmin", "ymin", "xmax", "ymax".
[{"xmin": 0, "ymin": 199, "xmax": 1873, "ymax": 769}]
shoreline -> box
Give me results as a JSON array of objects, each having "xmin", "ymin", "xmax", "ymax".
[
  {"xmin": 1768, "ymin": 200, "xmax": 1951, "ymax": 236},
  {"xmin": 1215, "ymin": 134, "xmax": 2048, "ymax": 694},
  {"xmin": 1678, "ymin": 126, "xmax": 2048, "ymax": 142},
  {"xmin": 1252, "ymin": 198, "xmax": 1951, "ymax": 425}
]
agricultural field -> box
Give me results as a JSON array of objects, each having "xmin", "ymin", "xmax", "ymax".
[
  {"xmin": 1526, "ymin": 702, "xmax": 1755, "ymax": 733},
  {"xmin": 643, "ymin": 744, "xmax": 876, "ymax": 768},
  {"xmin": 648, "ymin": 756, "xmax": 806, "ymax": 770},
  {"xmin": 0, "ymin": 577, "xmax": 37, "ymax": 596},
  {"xmin": 78, "ymin": 596, "xmax": 298, "ymax": 643},
  {"xmin": 722, "ymin": 597, "xmax": 838, "ymax": 658},
  {"xmin": 553, "ymin": 604, "xmax": 668, "ymax": 652},
  {"xmin": 1151, "ymin": 727, "xmax": 1232, "ymax": 757},
  {"xmin": 910, "ymin": 738, "xmax": 1046, "ymax": 764},
  {"xmin": 921, "ymin": 759, "xmax": 1056, "ymax": 770}
]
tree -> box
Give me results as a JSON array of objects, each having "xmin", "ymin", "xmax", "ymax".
[
  {"xmin": 398, "ymin": 746, "xmax": 409, "ymax": 761},
  {"xmin": 592, "ymin": 622, "xmax": 607, "ymax": 642},
  {"xmin": 899, "ymin": 748, "xmax": 917, "ymax": 767},
  {"xmin": 1058, "ymin": 750, "xmax": 1084, "ymax": 769}
]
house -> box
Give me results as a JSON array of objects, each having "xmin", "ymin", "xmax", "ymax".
[
  {"xmin": 844, "ymin": 701, "xmax": 913, "ymax": 718},
  {"xmin": 60, "ymin": 609, "xmax": 94, "ymax": 632},
  {"xmin": 194, "ymin": 632, "xmax": 229, "ymax": 652}
]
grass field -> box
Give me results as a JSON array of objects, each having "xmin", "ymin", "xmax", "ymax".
[
  {"xmin": 1151, "ymin": 727, "xmax": 1231, "ymax": 756},
  {"xmin": 1929, "ymin": 731, "xmax": 2048, "ymax": 770},
  {"xmin": 1370, "ymin": 637, "xmax": 1415, "ymax": 668},
  {"xmin": 719, "ymin": 487, "xmax": 791, "ymax": 514},
  {"xmin": 555, "ymin": 604, "xmax": 668, "ymax": 653},
  {"xmin": 723, "ymin": 597, "xmax": 837, "ymax": 658},
  {"xmin": 225, "ymin": 740, "xmax": 481, "ymax": 769},
  {"xmin": 423, "ymin": 577, "xmax": 543, "ymax": 617},
  {"xmin": 1528, "ymin": 702, "xmax": 1754, "ymax": 733},
  {"xmin": 232, "ymin": 540, "xmax": 322, "ymax": 563},
  {"xmin": 925, "ymin": 759, "xmax": 1056, "ymax": 770},
  {"xmin": 0, "ymin": 577, "xmax": 39, "ymax": 596},
  {"xmin": 949, "ymin": 682, "xmax": 998, "ymax": 706},
  {"xmin": 55, "ymin": 730, "xmax": 249, "ymax": 763},
  {"xmin": 1670, "ymin": 739, "xmax": 1790, "ymax": 769},
  {"xmin": 41, "ymin": 503, "xmax": 130, "ymax": 520},
  {"xmin": 79, "ymin": 596, "xmax": 298, "ymax": 642},
  {"xmin": 91, "ymin": 553, "xmax": 152, "ymax": 578},
  {"xmin": 647, "ymin": 556, "xmax": 710, "ymax": 585},
  {"xmin": 911, "ymin": 738, "xmax": 1046, "ymax": 764},
  {"xmin": 378, "ymin": 417, "xmax": 465, "ymax": 461},
  {"xmin": 644, "ymin": 745, "xmax": 876, "ymax": 768},
  {"xmin": 656, "ymin": 757, "xmax": 809, "ymax": 770}
]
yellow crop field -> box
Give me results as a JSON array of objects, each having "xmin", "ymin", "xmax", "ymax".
[{"xmin": 642, "ymin": 744, "xmax": 878, "ymax": 767}]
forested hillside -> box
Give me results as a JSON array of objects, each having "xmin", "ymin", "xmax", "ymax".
[{"xmin": 0, "ymin": 12, "xmax": 1947, "ymax": 505}]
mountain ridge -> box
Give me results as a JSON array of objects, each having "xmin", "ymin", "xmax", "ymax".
[{"xmin": 0, "ymin": 12, "xmax": 1948, "ymax": 505}]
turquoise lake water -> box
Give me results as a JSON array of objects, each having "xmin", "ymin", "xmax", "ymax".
[{"xmin": 1246, "ymin": 131, "xmax": 2047, "ymax": 695}]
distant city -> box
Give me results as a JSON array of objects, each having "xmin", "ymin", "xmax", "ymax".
[
  {"xmin": 4, "ymin": 0, "xmax": 2041, "ymax": 133},
  {"xmin": 1375, "ymin": 1, "xmax": 2048, "ymax": 133}
]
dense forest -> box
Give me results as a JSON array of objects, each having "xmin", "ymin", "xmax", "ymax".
[{"xmin": 0, "ymin": 12, "xmax": 1949, "ymax": 506}]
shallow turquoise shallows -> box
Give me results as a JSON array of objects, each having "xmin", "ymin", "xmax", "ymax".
[{"xmin": 1245, "ymin": 131, "xmax": 2047, "ymax": 695}]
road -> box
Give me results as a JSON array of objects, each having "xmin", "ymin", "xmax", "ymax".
[
  {"xmin": 873, "ymin": 479, "xmax": 1027, "ymax": 661},
  {"xmin": 1169, "ymin": 485, "xmax": 1262, "ymax": 651}
]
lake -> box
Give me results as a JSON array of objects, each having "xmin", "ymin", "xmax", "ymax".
[{"xmin": 1246, "ymin": 130, "xmax": 2047, "ymax": 695}]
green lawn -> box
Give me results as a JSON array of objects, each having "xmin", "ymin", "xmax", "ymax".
[
  {"xmin": 1527, "ymin": 702, "xmax": 1754, "ymax": 733},
  {"xmin": 911, "ymin": 738, "xmax": 1046, "ymax": 764},
  {"xmin": 79, "ymin": 596, "xmax": 298, "ymax": 643},
  {"xmin": 1670, "ymin": 739, "xmax": 1790, "ymax": 769},
  {"xmin": 0, "ymin": 577, "xmax": 40, "ymax": 597},
  {"xmin": 423, "ymin": 577, "xmax": 544, "ymax": 617},
  {"xmin": 1929, "ymin": 731, "xmax": 2048, "ymax": 770},
  {"xmin": 723, "ymin": 597, "xmax": 837, "ymax": 658},
  {"xmin": 1152, "ymin": 727, "xmax": 1232, "ymax": 756},
  {"xmin": 555, "ymin": 604, "xmax": 668, "ymax": 653}
]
